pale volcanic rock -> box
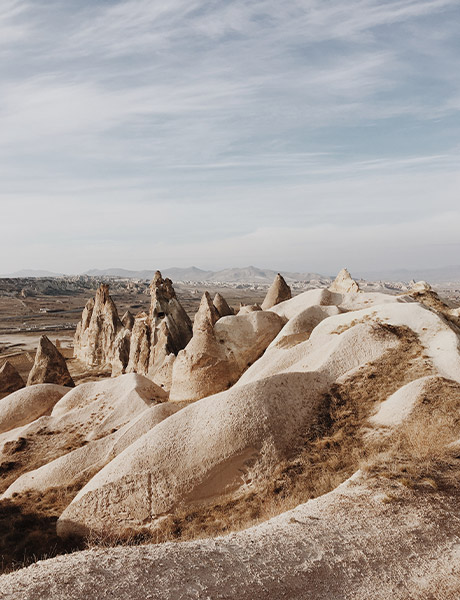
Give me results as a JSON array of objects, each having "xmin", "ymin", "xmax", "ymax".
[
  {"xmin": 411, "ymin": 280, "xmax": 432, "ymax": 293},
  {"xmin": 126, "ymin": 313, "xmax": 151, "ymax": 375},
  {"xmin": 268, "ymin": 304, "xmax": 342, "ymax": 350},
  {"xmin": 2, "ymin": 402, "xmax": 181, "ymax": 499},
  {"xmin": 148, "ymin": 271, "xmax": 192, "ymax": 355},
  {"xmin": 329, "ymin": 267, "xmax": 360, "ymax": 293},
  {"xmin": 237, "ymin": 303, "xmax": 262, "ymax": 314},
  {"xmin": 213, "ymin": 293, "xmax": 233, "ymax": 317},
  {"xmin": 261, "ymin": 273, "xmax": 292, "ymax": 310},
  {"xmin": 7, "ymin": 474, "xmax": 460, "ymax": 600},
  {"xmin": 27, "ymin": 335, "xmax": 74, "ymax": 387},
  {"xmin": 0, "ymin": 384, "xmax": 69, "ymax": 434},
  {"xmin": 74, "ymin": 284, "xmax": 124, "ymax": 369},
  {"xmin": 121, "ymin": 310, "xmax": 135, "ymax": 330},
  {"xmin": 111, "ymin": 330, "xmax": 131, "ymax": 377},
  {"xmin": 58, "ymin": 370, "xmax": 329, "ymax": 538},
  {"xmin": 169, "ymin": 294, "xmax": 283, "ymax": 402},
  {"xmin": 127, "ymin": 272, "xmax": 192, "ymax": 379},
  {"xmin": 0, "ymin": 361, "xmax": 25, "ymax": 395}
]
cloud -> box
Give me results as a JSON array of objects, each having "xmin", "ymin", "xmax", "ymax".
[{"xmin": 0, "ymin": 0, "xmax": 460, "ymax": 272}]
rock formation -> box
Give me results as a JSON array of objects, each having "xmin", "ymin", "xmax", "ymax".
[
  {"xmin": 126, "ymin": 272, "xmax": 192, "ymax": 387},
  {"xmin": 0, "ymin": 384, "xmax": 69, "ymax": 434},
  {"xmin": 411, "ymin": 280, "xmax": 431, "ymax": 293},
  {"xmin": 4, "ymin": 277, "xmax": 460, "ymax": 599},
  {"xmin": 121, "ymin": 310, "xmax": 135, "ymax": 330},
  {"xmin": 169, "ymin": 292, "xmax": 283, "ymax": 401},
  {"xmin": 0, "ymin": 361, "xmax": 25, "ymax": 395},
  {"xmin": 329, "ymin": 268, "xmax": 360, "ymax": 293},
  {"xmin": 261, "ymin": 273, "xmax": 292, "ymax": 310},
  {"xmin": 237, "ymin": 303, "xmax": 262, "ymax": 314},
  {"xmin": 27, "ymin": 335, "xmax": 75, "ymax": 387},
  {"xmin": 110, "ymin": 329, "xmax": 131, "ymax": 377},
  {"xmin": 213, "ymin": 293, "xmax": 233, "ymax": 317},
  {"xmin": 74, "ymin": 284, "xmax": 124, "ymax": 369}
]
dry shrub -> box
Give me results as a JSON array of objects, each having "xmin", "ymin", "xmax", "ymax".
[
  {"xmin": 0, "ymin": 429, "xmax": 88, "ymax": 495},
  {"xmin": 362, "ymin": 377, "xmax": 460, "ymax": 489},
  {"xmin": 100, "ymin": 324, "xmax": 435, "ymax": 547},
  {"xmin": 0, "ymin": 485, "xmax": 85, "ymax": 574}
]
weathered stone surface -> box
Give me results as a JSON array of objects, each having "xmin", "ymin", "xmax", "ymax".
[
  {"xmin": 121, "ymin": 310, "xmax": 135, "ymax": 330},
  {"xmin": 111, "ymin": 329, "xmax": 131, "ymax": 377},
  {"xmin": 0, "ymin": 361, "xmax": 25, "ymax": 395},
  {"xmin": 126, "ymin": 272, "xmax": 192, "ymax": 382},
  {"xmin": 74, "ymin": 284, "xmax": 124, "ymax": 369},
  {"xmin": 126, "ymin": 313, "xmax": 151, "ymax": 375},
  {"xmin": 237, "ymin": 303, "xmax": 262, "ymax": 314},
  {"xmin": 169, "ymin": 293, "xmax": 283, "ymax": 401},
  {"xmin": 213, "ymin": 293, "xmax": 233, "ymax": 317},
  {"xmin": 261, "ymin": 273, "xmax": 291, "ymax": 310},
  {"xmin": 329, "ymin": 268, "xmax": 360, "ymax": 293},
  {"xmin": 27, "ymin": 336, "xmax": 74, "ymax": 387}
]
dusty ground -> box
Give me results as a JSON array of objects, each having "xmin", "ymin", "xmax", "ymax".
[{"xmin": 2, "ymin": 473, "xmax": 460, "ymax": 600}]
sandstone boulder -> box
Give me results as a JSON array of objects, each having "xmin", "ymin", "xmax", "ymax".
[
  {"xmin": 261, "ymin": 273, "xmax": 291, "ymax": 310},
  {"xmin": 0, "ymin": 361, "xmax": 25, "ymax": 395},
  {"xmin": 27, "ymin": 335, "xmax": 74, "ymax": 387}
]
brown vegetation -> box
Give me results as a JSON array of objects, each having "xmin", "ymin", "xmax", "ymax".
[
  {"xmin": 87, "ymin": 324, "xmax": 439, "ymax": 547},
  {"xmin": 0, "ymin": 486, "xmax": 84, "ymax": 574}
]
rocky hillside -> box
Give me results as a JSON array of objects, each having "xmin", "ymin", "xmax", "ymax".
[{"xmin": 0, "ymin": 270, "xmax": 460, "ymax": 599}]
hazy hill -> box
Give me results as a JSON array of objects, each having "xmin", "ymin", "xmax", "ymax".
[
  {"xmin": 83, "ymin": 266, "xmax": 328, "ymax": 283},
  {"xmin": 4, "ymin": 269, "xmax": 65, "ymax": 278}
]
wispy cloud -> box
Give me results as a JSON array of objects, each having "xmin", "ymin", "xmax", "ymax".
[{"xmin": 1, "ymin": 0, "xmax": 459, "ymax": 272}]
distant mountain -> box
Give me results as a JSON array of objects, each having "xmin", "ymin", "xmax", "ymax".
[
  {"xmin": 2, "ymin": 269, "xmax": 65, "ymax": 278},
  {"xmin": 82, "ymin": 266, "xmax": 329, "ymax": 283},
  {"xmin": 84, "ymin": 268, "xmax": 156, "ymax": 279}
]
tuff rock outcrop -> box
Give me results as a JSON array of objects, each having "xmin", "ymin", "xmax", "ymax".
[
  {"xmin": 261, "ymin": 273, "xmax": 292, "ymax": 310},
  {"xmin": 329, "ymin": 267, "xmax": 360, "ymax": 293},
  {"xmin": 238, "ymin": 303, "xmax": 262, "ymax": 314},
  {"xmin": 121, "ymin": 310, "xmax": 135, "ymax": 330},
  {"xmin": 0, "ymin": 361, "xmax": 25, "ymax": 395},
  {"xmin": 169, "ymin": 292, "xmax": 283, "ymax": 401},
  {"xmin": 213, "ymin": 293, "xmax": 233, "ymax": 317},
  {"xmin": 74, "ymin": 284, "xmax": 124, "ymax": 369},
  {"xmin": 126, "ymin": 272, "xmax": 192, "ymax": 388},
  {"xmin": 27, "ymin": 335, "xmax": 75, "ymax": 387}
]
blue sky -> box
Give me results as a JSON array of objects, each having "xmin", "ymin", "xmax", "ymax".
[{"xmin": 1, "ymin": 0, "xmax": 459, "ymax": 274}]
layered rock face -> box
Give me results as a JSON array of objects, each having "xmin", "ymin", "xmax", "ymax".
[
  {"xmin": 127, "ymin": 272, "xmax": 192, "ymax": 387},
  {"xmin": 27, "ymin": 335, "xmax": 75, "ymax": 387},
  {"xmin": 169, "ymin": 292, "xmax": 284, "ymax": 401},
  {"xmin": 261, "ymin": 273, "xmax": 292, "ymax": 310},
  {"xmin": 74, "ymin": 284, "xmax": 124, "ymax": 369},
  {"xmin": 0, "ymin": 361, "xmax": 25, "ymax": 395}
]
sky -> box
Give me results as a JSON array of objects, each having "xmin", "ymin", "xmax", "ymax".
[{"xmin": 1, "ymin": 0, "xmax": 460, "ymax": 275}]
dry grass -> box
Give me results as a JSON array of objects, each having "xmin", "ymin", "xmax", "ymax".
[
  {"xmin": 0, "ymin": 429, "xmax": 88, "ymax": 495},
  {"xmin": 362, "ymin": 377, "xmax": 460, "ymax": 490},
  {"xmin": 0, "ymin": 486, "xmax": 85, "ymax": 574},
  {"xmin": 89, "ymin": 324, "xmax": 437, "ymax": 547}
]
